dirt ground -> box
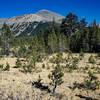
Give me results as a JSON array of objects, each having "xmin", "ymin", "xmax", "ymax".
[{"xmin": 0, "ymin": 53, "xmax": 100, "ymax": 100}]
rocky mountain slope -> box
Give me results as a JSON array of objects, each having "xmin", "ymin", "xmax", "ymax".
[{"xmin": 0, "ymin": 10, "xmax": 65, "ymax": 36}]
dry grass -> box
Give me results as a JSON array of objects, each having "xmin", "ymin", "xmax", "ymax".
[{"xmin": 0, "ymin": 53, "xmax": 100, "ymax": 100}]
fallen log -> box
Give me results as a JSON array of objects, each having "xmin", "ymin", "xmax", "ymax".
[{"xmin": 32, "ymin": 81, "xmax": 51, "ymax": 93}]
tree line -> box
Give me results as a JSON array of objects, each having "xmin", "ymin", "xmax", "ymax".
[{"xmin": 0, "ymin": 13, "xmax": 100, "ymax": 57}]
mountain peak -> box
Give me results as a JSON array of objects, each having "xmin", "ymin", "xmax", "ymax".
[
  {"xmin": 36, "ymin": 9, "xmax": 64, "ymax": 22},
  {"xmin": 37, "ymin": 9, "xmax": 51, "ymax": 13},
  {"xmin": 36, "ymin": 9, "xmax": 56, "ymax": 14},
  {"xmin": 0, "ymin": 9, "xmax": 65, "ymax": 36},
  {"xmin": 37, "ymin": 9, "xmax": 64, "ymax": 16}
]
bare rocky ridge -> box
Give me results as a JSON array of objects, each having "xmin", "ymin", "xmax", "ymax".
[
  {"xmin": 8, "ymin": 9, "xmax": 64, "ymax": 23},
  {"xmin": 0, "ymin": 10, "xmax": 65, "ymax": 36}
]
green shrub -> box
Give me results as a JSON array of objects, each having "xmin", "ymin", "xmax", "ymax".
[
  {"xmin": 0, "ymin": 55, "xmax": 3, "ymax": 60},
  {"xmin": 67, "ymin": 57, "xmax": 79, "ymax": 72},
  {"xmin": 42, "ymin": 64, "xmax": 45, "ymax": 69},
  {"xmin": 79, "ymin": 49, "xmax": 84, "ymax": 60},
  {"xmin": 97, "ymin": 53, "xmax": 100, "ymax": 58},
  {"xmin": 37, "ymin": 55, "xmax": 43, "ymax": 62},
  {"xmin": 84, "ymin": 71, "xmax": 100, "ymax": 90},
  {"xmin": 88, "ymin": 55, "xmax": 96, "ymax": 64},
  {"xmin": 47, "ymin": 65, "xmax": 50, "ymax": 70},
  {"xmin": 0, "ymin": 64, "xmax": 4, "ymax": 71},
  {"xmin": 67, "ymin": 51, "xmax": 73, "ymax": 59},
  {"xmin": 73, "ymin": 57, "xmax": 79, "ymax": 63},
  {"xmin": 23, "ymin": 64, "xmax": 33, "ymax": 73},
  {"xmin": 15, "ymin": 58, "xmax": 22, "ymax": 68},
  {"xmin": 3, "ymin": 63, "xmax": 10, "ymax": 71},
  {"xmin": 49, "ymin": 57, "xmax": 56, "ymax": 63}
]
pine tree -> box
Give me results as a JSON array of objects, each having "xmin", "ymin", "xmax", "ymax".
[
  {"xmin": 48, "ymin": 54, "xmax": 64, "ymax": 94},
  {"xmin": 48, "ymin": 28, "xmax": 58, "ymax": 53},
  {"xmin": 1, "ymin": 23, "xmax": 13, "ymax": 56},
  {"xmin": 61, "ymin": 12, "xmax": 79, "ymax": 37},
  {"xmin": 88, "ymin": 20, "xmax": 100, "ymax": 52}
]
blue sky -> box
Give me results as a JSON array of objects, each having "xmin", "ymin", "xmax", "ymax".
[{"xmin": 0, "ymin": 0, "xmax": 100, "ymax": 23}]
